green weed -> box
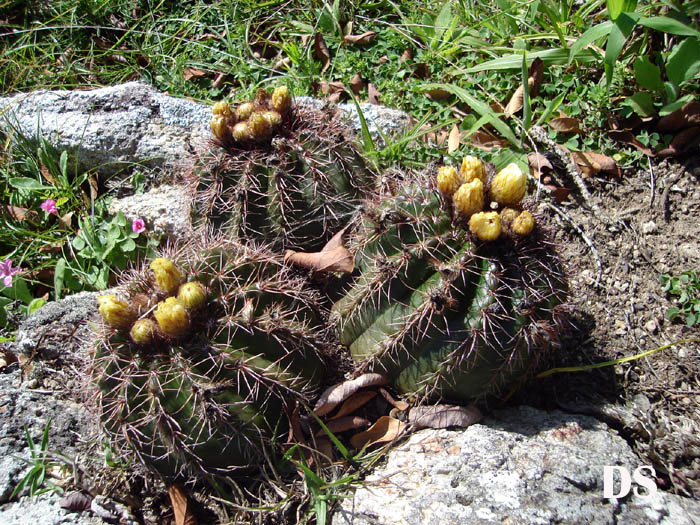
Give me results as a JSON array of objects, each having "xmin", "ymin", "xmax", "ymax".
[{"xmin": 661, "ymin": 271, "xmax": 700, "ymax": 327}]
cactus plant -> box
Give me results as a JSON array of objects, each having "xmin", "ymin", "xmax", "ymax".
[
  {"xmin": 92, "ymin": 232, "xmax": 329, "ymax": 483},
  {"xmin": 330, "ymin": 167, "xmax": 568, "ymax": 402},
  {"xmin": 194, "ymin": 85, "xmax": 375, "ymax": 252}
]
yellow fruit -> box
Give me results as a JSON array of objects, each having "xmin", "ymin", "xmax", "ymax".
[
  {"xmin": 262, "ymin": 110, "xmax": 282, "ymax": 130},
  {"xmin": 248, "ymin": 112, "xmax": 272, "ymax": 140},
  {"xmin": 210, "ymin": 115, "xmax": 228, "ymax": 141},
  {"xmin": 459, "ymin": 155, "xmax": 487, "ymax": 184},
  {"xmin": 500, "ymin": 207, "xmax": 519, "ymax": 227},
  {"xmin": 153, "ymin": 297, "xmax": 189, "ymax": 337},
  {"xmin": 270, "ymin": 85, "xmax": 292, "ymax": 114},
  {"xmin": 130, "ymin": 318, "xmax": 157, "ymax": 345},
  {"xmin": 150, "ymin": 258, "xmax": 182, "ymax": 295},
  {"xmin": 490, "ymin": 163, "xmax": 527, "ymax": 205},
  {"xmin": 512, "ymin": 210, "xmax": 535, "ymax": 236},
  {"xmin": 212, "ymin": 101, "xmax": 233, "ymax": 118},
  {"xmin": 469, "ymin": 211, "xmax": 501, "ymax": 241},
  {"xmin": 452, "ymin": 179, "xmax": 485, "ymax": 219},
  {"xmin": 235, "ymin": 102, "xmax": 255, "ymax": 121},
  {"xmin": 98, "ymin": 295, "xmax": 135, "ymax": 329},
  {"xmin": 177, "ymin": 282, "xmax": 207, "ymax": 311},
  {"xmin": 232, "ymin": 121, "xmax": 252, "ymax": 142},
  {"xmin": 436, "ymin": 166, "xmax": 461, "ymax": 198}
]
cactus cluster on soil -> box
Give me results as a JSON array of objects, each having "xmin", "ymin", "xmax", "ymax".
[{"xmin": 93, "ymin": 232, "xmax": 329, "ymax": 483}]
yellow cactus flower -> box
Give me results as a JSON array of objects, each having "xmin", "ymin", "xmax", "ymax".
[
  {"xmin": 130, "ymin": 318, "xmax": 157, "ymax": 345},
  {"xmin": 98, "ymin": 295, "xmax": 135, "ymax": 330},
  {"xmin": 469, "ymin": 211, "xmax": 502, "ymax": 241},
  {"xmin": 512, "ymin": 210, "xmax": 535, "ymax": 236},
  {"xmin": 177, "ymin": 282, "xmax": 207, "ymax": 311},
  {"xmin": 210, "ymin": 115, "xmax": 228, "ymax": 141},
  {"xmin": 262, "ymin": 110, "xmax": 283, "ymax": 129},
  {"xmin": 436, "ymin": 166, "xmax": 461, "ymax": 198},
  {"xmin": 453, "ymin": 179, "xmax": 485, "ymax": 219},
  {"xmin": 459, "ymin": 155, "xmax": 487, "ymax": 184},
  {"xmin": 270, "ymin": 85, "xmax": 292, "ymax": 114},
  {"xmin": 150, "ymin": 258, "xmax": 182, "ymax": 295},
  {"xmin": 248, "ymin": 112, "xmax": 272, "ymax": 140},
  {"xmin": 490, "ymin": 163, "xmax": 527, "ymax": 205},
  {"xmin": 212, "ymin": 101, "xmax": 233, "ymax": 118},
  {"xmin": 153, "ymin": 297, "xmax": 189, "ymax": 337},
  {"xmin": 500, "ymin": 207, "xmax": 519, "ymax": 227},
  {"xmin": 232, "ymin": 121, "xmax": 252, "ymax": 142},
  {"xmin": 235, "ymin": 102, "xmax": 255, "ymax": 121}
]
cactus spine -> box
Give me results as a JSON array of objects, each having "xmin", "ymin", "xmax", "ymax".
[
  {"xmin": 93, "ymin": 233, "xmax": 329, "ymax": 483},
  {"xmin": 331, "ymin": 167, "xmax": 567, "ymax": 402}
]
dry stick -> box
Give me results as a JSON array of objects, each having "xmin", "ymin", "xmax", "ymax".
[
  {"xmin": 662, "ymin": 170, "xmax": 683, "ymax": 222},
  {"xmin": 647, "ymin": 156, "xmax": 656, "ymax": 209}
]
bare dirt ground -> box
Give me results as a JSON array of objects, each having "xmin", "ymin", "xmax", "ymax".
[{"xmin": 514, "ymin": 153, "xmax": 700, "ymax": 499}]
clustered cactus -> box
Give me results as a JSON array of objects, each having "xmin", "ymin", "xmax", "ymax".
[{"xmin": 92, "ymin": 89, "xmax": 570, "ymax": 496}]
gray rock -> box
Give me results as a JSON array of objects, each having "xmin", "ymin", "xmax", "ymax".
[
  {"xmin": 108, "ymin": 184, "xmax": 193, "ymax": 239},
  {"xmin": 0, "ymin": 491, "xmax": 102, "ymax": 525},
  {"xmin": 333, "ymin": 406, "xmax": 700, "ymax": 525}
]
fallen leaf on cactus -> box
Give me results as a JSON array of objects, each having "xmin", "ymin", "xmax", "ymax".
[
  {"xmin": 331, "ymin": 390, "xmax": 378, "ymax": 419},
  {"xmin": 313, "ymin": 33, "xmax": 331, "ymax": 73},
  {"xmin": 350, "ymin": 416, "xmax": 406, "ymax": 450},
  {"xmin": 343, "ymin": 31, "xmax": 377, "ymax": 45},
  {"xmin": 504, "ymin": 57, "xmax": 544, "ymax": 117},
  {"xmin": 169, "ymin": 484, "xmax": 197, "ymax": 525},
  {"xmin": 316, "ymin": 416, "xmax": 371, "ymax": 436},
  {"xmin": 284, "ymin": 228, "xmax": 354, "ymax": 274},
  {"xmin": 409, "ymin": 404, "xmax": 482, "ymax": 430},
  {"xmin": 314, "ymin": 373, "xmax": 388, "ymax": 416},
  {"xmin": 447, "ymin": 123, "xmax": 460, "ymax": 153}
]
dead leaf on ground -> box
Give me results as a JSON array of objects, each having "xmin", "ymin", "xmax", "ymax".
[
  {"xmin": 331, "ymin": 390, "xmax": 378, "ymax": 419},
  {"xmin": 1, "ymin": 205, "xmax": 38, "ymax": 222},
  {"xmin": 608, "ymin": 130, "xmax": 655, "ymax": 156},
  {"xmin": 59, "ymin": 492, "xmax": 92, "ymax": 512},
  {"xmin": 313, "ymin": 33, "xmax": 331, "ymax": 73},
  {"xmin": 378, "ymin": 388, "xmax": 410, "ymax": 411},
  {"xmin": 657, "ymin": 101, "xmax": 700, "ymax": 133},
  {"xmin": 468, "ymin": 130, "xmax": 508, "ymax": 150},
  {"xmin": 212, "ymin": 72, "xmax": 227, "ymax": 89},
  {"xmin": 570, "ymin": 151, "xmax": 621, "ymax": 177},
  {"xmin": 343, "ymin": 31, "xmax": 377, "ymax": 45},
  {"xmin": 425, "ymin": 88, "xmax": 451, "ymax": 101},
  {"xmin": 368, "ymin": 83, "xmax": 381, "ymax": 105},
  {"xmin": 447, "ymin": 123, "xmax": 460, "ymax": 153},
  {"xmin": 168, "ymin": 484, "xmax": 198, "ymax": 525},
  {"xmin": 183, "ymin": 67, "xmax": 208, "ymax": 81},
  {"xmin": 350, "ymin": 416, "xmax": 406, "ymax": 449},
  {"xmin": 504, "ymin": 57, "xmax": 544, "ymax": 118},
  {"xmin": 546, "ymin": 184, "xmax": 571, "ymax": 203},
  {"xmin": 314, "ymin": 373, "xmax": 388, "ymax": 416},
  {"xmin": 316, "ymin": 416, "xmax": 371, "ymax": 436},
  {"xmin": 0, "ymin": 348, "xmax": 19, "ymax": 369},
  {"xmin": 413, "ymin": 63, "xmax": 430, "ymax": 79},
  {"xmin": 657, "ymin": 126, "xmax": 700, "ymax": 157},
  {"xmin": 528, "ymin": 152, "xmax": 553, "ymax": 179},
  {"xmin": 409, "ymin": 404, "xmax": 482, "ymax": 430},
  {"xmin": 378, "ymin": 55, "xmax": 389, "ymax": 65},
  {"xmin": 400, "ymin": 48, "xmax": 413, "ymax": 63},
  {"xmin": 39, "ymin": 163, "xmax": 55, "ymax": 185},
  {"xmin": 548, "ymin": 117, "xmax": 582, "ymax": 134},
  {"xmin": 284, "ymin": 228, "xmax": 354, "ymax": 274},
  {"xmin": 349, "ymin": 73, "xmax": 365, "ymax": 95}
]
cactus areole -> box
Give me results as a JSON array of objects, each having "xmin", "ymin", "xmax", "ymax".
[
  {"xmin": 331, "ymin": 172, "xmax": 568, "ymax": 403},
  {"xmin": 93, "ymin": 235, "xmax": 328, "ymax": 482},
  {"xmin": 196, "ymin": 85, "xmax": 374, "ymax": 252}
]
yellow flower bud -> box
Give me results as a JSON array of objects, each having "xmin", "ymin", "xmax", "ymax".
[
  {"xmin": 512, "ymin": 210, "xmax": 535, "ymax": 236},
  {"xmin": 153, "ymin": 297, "xmax": 189, "ymax": 337},
  {"xmin": 436, "ymin": 166, "xmax": 461, "ymax": 198},
  {"xmin": 270, "ymin": 85, "xmax": 292, "ymax": 114},
  {"xmin": 490, "ymin": 163, "xmax": 527, "ymax": 205},
  {"xmin": 232, "ymin": 121, "xmax": 252, "ymax": 142},
  {"xmin": 262, "ymin": 110, "xmax": 282, "ymax": 130},
  {"xmin": 500, "ymin": 207, "xmax": 519, "ymax": 227},
  {"xmin": 248, "ymin": 112, "xmax": 272, "ymax": 141},
  {"xmin": 177, "ymin": 281, "xmax": 207, "ymax": 311},
  {"xmin": 150, "ymin": 258, "xmax": 182, "ymax": 295},
  {"xmin": 459, "ymin": 155, "xmax": 487, "ymax": 184},
  {"xmin": 98, "ymin": 295, "xmax": 136, "ymax": 330},
  {"xmin": 453, "ymin": 179, "xmax": 485, "ymax": 219},
  {"xmin": 210, "ymin": 115, "xmax": 228, "ymax": 141},
  {"xmin": 469, "ymin": 211, "xmax": 502, "ymax": 241},
  {"xmin": 130, "ymin": 318, "xmax": 157, "ymax": 345},
  {"xmin": 235, "ymin": 102, "xmax": 255, "ymax": 121},
  {"xmin": 254, "ymin": 87, "xmax": 271, "ymax": 107},
  {"xmin": 212, "ymin": 101, "xmax": 233, "ymax": 118}
]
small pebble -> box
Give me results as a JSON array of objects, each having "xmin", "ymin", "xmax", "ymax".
[
  {"xmin": 644, "ymin": 320, "xmax": 658, "ymax": 334},
  {"xmin": 641, "ymin": 220, "xmax": 658, "ymax": 234}
]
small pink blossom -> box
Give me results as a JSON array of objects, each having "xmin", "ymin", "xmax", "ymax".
[
  {"xmin": 40, "ymin": 199, "xmax": 58, "ymax": 215},
  {"xmin": 0, "ymin": 259, "xmax": 21, "ymax": 287},
  {"xmin": 132, "ymin": 218, "xmax": 146, "ymax": 234}
]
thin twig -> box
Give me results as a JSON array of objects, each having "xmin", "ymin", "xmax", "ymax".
[{"xmin": 648, "ymin": 155, "xmax": 655, "ymax": 209}]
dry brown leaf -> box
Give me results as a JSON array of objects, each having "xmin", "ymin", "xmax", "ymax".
[
  {"xmin": 212, "ymin": 72, "xmax": 227, "ymax": 89},
  {"xmin": 350, "ymin": 416, "xmax": 406, "ymax": 450},
  {"xmin": 58, "ymin": 212, "xmax": 74, "ymax": 230},
  {"xmin": 657, "ymin": 101, "xmax": 700, "ymax": 133},
  {"xmin": 413, "ymin": 63, "xmax": 430, "ymax": 80},
  {"xmin": 436, "ymin": 129, "xmax": 449, "ymax": 147},
  {"xmin": 38, "ymin": 242, "xmax": 65, "ymax": 254},
  {"xmin": 570, "ymin": 151, "xmax": 620, "ymax": 177},
  {"xmin": 168, "ymin": 484, "xmax": 197, "ymax": 525},
  {"xmin": 331, "ymin": 390, "xmax": 377, "ymax": 419},
  {"xmin": 504, "ymin": 57, "xmax": 544, "ymax": 118},
  {"xmin": 408, "ymin": 404, "xmax": 482, "ymax": 430},
  {"xmin": 657, "ymin": 126, "xmax": 700, "ymax": 157},
  {"xmin": 368, "ymin": 83, "xmax": 381, "ymax": 105},
  {"xmin": 313, "ymin": 373, "xmax": 388, "ymax": 416},
  {"xmin": 349, "ymin": 73, "xmax": 365, "ymax": 95},
  {"xmin": 378, "ymin": 55, "xmax": 389, "ymax": 65},
  {"xmin": 447, "ymin": 124, "xmax": 460, "ymax": 153},
  {"xmin": 316, "ymin": 416, "xmax": 371, "ymax": 436},
  {"xmin": 548, "ymin": 117, "xmax": 582, "ymax": 134},
  {"xmin": 183, "ymin": 67, "xmax": 208, "ymax": 81},
  {"xmin": 39, "ymin": 163, "xmax": 55, "ymax": 185},
  {"xmin": 284, "ymin": 228, "xmax": 353, "ymax": 273},
  {"xmin": 400, "ymin": 48, "xmax": 413, "ymax": 63},
  {"xmin": 378, "ymin": 388, "xmax": 410, "ymax": 412},
  {"xmin": 425, "ymin": 88, "xmax": 451, "ymax": 101},
  {"xmin": 88, "ymin": 174, "xmax": 99, "ymax": 202},
  {"xmin": 59, "ymin": 492, "xmax": 91, "ymax": 512},
  {"xmin": 313, "ymin": 33, "xmax": 331, "ymax": 73},
  {"xmin": 312, "ymin": 80, "xmax": 346, "ymax": 96},
  {"xmin": 1, "ymin": 205, "xmax": 38, "ymax": 222},
  {"xmin": 608, "ymin": 130, "xmax": 654, "ymax": 156},
  {"xmin": 527, "ymin": 152, "xmax": 553, "ymax": 178},
  {"xmin": 343, "ymin": 31, "xmax": 377, "ymax": 45},
  {"xmin": 468, "ymin": 130, "xmax": 508, "ymax": 150},
  {"xmin": 546, "ymin": 184, "xmax": 571, "ymax": 203}
]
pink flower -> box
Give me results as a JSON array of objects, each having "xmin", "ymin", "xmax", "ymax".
[
  {"xmin": 41, "ymin": 199, "xmax": 58, "ymax": 215},
  {"xmin": 132, "ymin": 218, "xmax": 146, "ymax": 234},
  {"xmin": 0, "ymin": 259, "xmax": 21, "ymax": 287}
]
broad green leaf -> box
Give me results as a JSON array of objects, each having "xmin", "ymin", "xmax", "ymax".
[
  {"xmin": 638, "ymin": 16, "xmax": 700, "ymax": 38},
  {"xmin": 607, "ymin": 0, "xmax": 637, "ymax": 21},
  {"xmin": 633, "ymin": 56, "xmax": 662, "ymax": 91},
  {"xmin": 59, "ymin": 150, "xmax": 68, "ymax": 181},
  {"xmin": 467, "ymin": 48, "xmax": 598, "ymax": 73},
  {"xmin": 2, "ymin": 278, "xmax": 33, "ymax": 304},
  {"xmin": 666, "ymin": 37, "xmax": 700, "ymax": 88},
  {"xmin": 9, "ymin": 177, "xmax": 51, "ymax": 191},
  {"xmin": 120, "ymin": 238, "xmax": 136, "ymax": 252},
  {"xmin": 568, "ymin": 21, "xmax": 614, "ymax": 64},
  {"xmin": 72, "ymin": 236, "xmax": 86, "ymax": 251},
  {"xmin": 54, "ymin": 258, "xmax": 66, "ymax": 300},
  {"xmin": 626, "ymin": 92, "xmax": 656, "ymax": 117},
  {"xmin": 521, "ymin": 53, "xmax": 532, "ymax": 134},
  {"xmin": 659, "ymin": 94, "xmax": 695, "ymax": 115},
  {"xmin": 434, "ymin": 1, "xmax": 453, "ymax": 42},
  {"xmin": 663, "ymin": 81, "xmax": 679, "ymax": 101},
  {"xmin": 27, "ymin": 298, "xmax": 46, "ymax": 316},
  {"xmin": 604, "ymin": 13, "xmax": 637, "ymax": 88},
  {"xmin": 535, "ymin": 91, "xmax": 567, "ymax": 126}
]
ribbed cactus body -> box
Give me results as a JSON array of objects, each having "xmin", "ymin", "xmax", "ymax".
[
  {"xmin": 197, "ymin": 96, "xmax": 374, "ymax": 251},
  {"xmin": 331, "ymin": 175, "xmax": 567, "ymax": 402},
  {"xmin": 93, "ymin": 235, "xmax": 328, "ymax": 481}
]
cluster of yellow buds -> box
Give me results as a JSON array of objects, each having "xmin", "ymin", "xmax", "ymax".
[
  {"xmin": 98, "ymin": 258, "xmax": 208, "ymax": 345},
  {"xmin": 435, "ymin": 156, "xmax": 534, "ymax": 241},
  {"xmin": 210, "ymin": 85, "xmax": 293, "ymax": 145}
]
